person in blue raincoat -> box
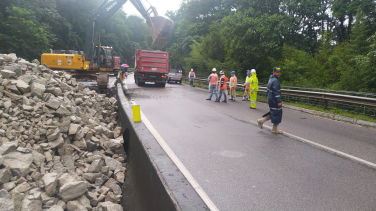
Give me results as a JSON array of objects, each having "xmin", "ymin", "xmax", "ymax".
[{"xmin": 257, "ymin": 67, "xmax": 283, "ymax": 134}]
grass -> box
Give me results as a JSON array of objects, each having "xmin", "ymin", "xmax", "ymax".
[{"xmin": 182, "ymin": 79, "xmax": 376, "ymax": 123}]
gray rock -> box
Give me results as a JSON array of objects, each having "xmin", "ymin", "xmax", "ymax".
[
  {"xmin": 75, "ymin": 98, "xmax": 83, "ymax": 105},
  {"xmin": 0, "ymin": 69, "xmax": 16, "ymax": 78},
  {"xmin": 11, "ymin": 64, "xmax": 22, "ymax": 76},
  {"xmin": 69, "ymin": 124, "xmax": 81, "ymax": 135},
  {"xmin": 49, "ymin": 134, "xmax": 64, "ymax": 149},
  {"xmin": 99, "ymin": 201, "xmax": 123, "ymax": 211},
  {"xmin": 77, "ymin": 195, "xmax": 91, "ymax": 211},
  {"xmin": 3, "ymin": 182, "xmax": 16, "ymax": 191},
  {"xmin": 34, "ymin": 78, "xmax": 47, "ymax": 87},
  {"xmin": 57, "ymin": 173, "xmax": 76, "ymax": 187},
  {"xmin": 59, "ymin": 117, "xmax": 71, "ymax": 133},
  {"xmin": 55, "ymin": 106, "xmax": 71, "ymax": 117},
  {"xmin": 4, "ymin": 100, "xmax": 12, "ymax": 109},
  {"xmin": 46, "ymin": 205, "xmax": 64, "ymax": 211},
  {"xmin": 32, "ymin": 59, "xmax": 40, "ymax": 65},
  {"xmin": 52, "ymin": 87, "xmax": 63, "ymax": 96},
  {"xmin": 42, "ymin": 173, "xmax": 58, "ymax": 197},
  {"xmin": 88, "ymin": 159, "xmax": 104, "ymax": 173},
  {"xmin": 32, "ymin": 150, "xmax": 45, "ymax": 167},
  {"xmin": 9, "ymin": 84, "xmax": 21, "ymax": 95},
  {"xmin": 86, "ymin": 140, "xmax": 97, "ymax": 152},
  {"xmin": 71, "ymin": 78, "xmax": 77, "ymax": 86},
  {"xmin": 58, "ymin": 181, "xmax": 88, "ymax": 202},
  {"xmin": 12, "ymin": 80, "xmax": 30, "ymax": 94},
  {"xmin": 66, "ymin": 200, "xmax": 87, "ymax": 211},
  {"xmin": 0, "ymin": 155, "xmax": 3, "ymax": 166},
  {"xmin": 3, "ymin": 90, "xmax": 22, "ymax": 100},
  {"xmin": 10, "ymin": 182, "xmax": 31, "ymax": 194},
  {"xmin": 113, "ymin": 127, "xmax": 122, "ymax": 138},
  {"xmin": 45, "ymin": 98, "xmax": 61, "ymax": 110},
  {"xmin": 31, "ymin": 82, "xmax": 46, "ymax": 97},
  {"xmin": 0, "ymin": 168, "xmax": 12, "ymax": 184},
  {"xmin": 0, "ymin": 189, "xmax": 14, "ymax": 211},
  {"xmin": 83, "ymin": 173, "xmax": 101, "ymax": 183},
  {"xmin": 38, "ymin": 65, "xmax": 47, "ymax": 72},
  {"xmin": 0, "ymin": 142, "xmax": 18, "ymax": 155},
  {"xmin": 18, "ymin": 75, "xmax": 35, "ymax": 85},
  {"xmin": 22, "ymin": 105, "xmax": 34, "ymax": 111},
  {"xmin": 62, "ymin": 155, "xmax": 75, "ymax": 171},
  {"xmin": 16, "ymin": 147, "xmax": 31, "ymax": 153},
  {"xmin": 3, "ymin": 151, "xmax": 33, "ymax": 177},
  {"xmin": 22, "ymin": 198, "xmax": 42, "ymax": 211},
  {"xmin": 47, "ymin": 128, "xmax": 60, "ymax": 141},
  {"xmin": 105, "ymin": 157, "xmax": 122, "ymax": 172}
]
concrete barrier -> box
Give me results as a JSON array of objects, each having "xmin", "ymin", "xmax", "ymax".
[{"xmin": 116, "ymin": 83, "xmax": 209, "ymax": 211}]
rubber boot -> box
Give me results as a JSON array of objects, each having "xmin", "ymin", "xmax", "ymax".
[
  {"xmin": 271, "ymin": 124, "xmax": 283, "ymax": 134},
  {"xmin": 242, "ymin": 96, "xmax": 246, "ymax": 101},
  {"xmin": 257, "ymin": 114, "xmax": 271, "ymax": 129}
]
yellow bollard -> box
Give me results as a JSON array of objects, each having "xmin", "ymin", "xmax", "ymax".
[{"xmin": 132, "ymin": 105, "xmax": 141, "ymax": 122}]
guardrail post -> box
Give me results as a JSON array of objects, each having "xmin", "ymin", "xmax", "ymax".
[{"xmin": 324, "ymin": 99, "xmax": 328, "ymax": 110}]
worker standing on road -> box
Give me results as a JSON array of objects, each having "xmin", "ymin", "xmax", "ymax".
[
  {"xmin": 206, "ymin": 68, "xmax": 219, "ymax": 102},
  {"xmin": 218, "ymin": 70, "xmax": 228, "ymax": 103},
  {"xmin": 250, "ymin": 69, "xmax": 259, "ymax": 109},
  {"xmin": 257, "ymin": 67, "xmax": 283, "ymax": 134},
  {"xmin": 189, "ymin": 69, "xmax": 196, "ymax": 87},
  {"xmin": 243, "ymin": 70, "xmax": 251, "ymax": 101},
  {"xmin": 229, "ymin": 71, "xmax": 237, "ymax": 101}
]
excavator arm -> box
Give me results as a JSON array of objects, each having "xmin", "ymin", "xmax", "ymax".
[{"xmin": 83, "ymin": 0, "xmax": 174, "ymax": 64}]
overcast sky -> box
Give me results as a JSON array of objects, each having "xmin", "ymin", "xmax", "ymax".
[{"xmin": 122, "ymin": 0, "xmax": 183, "ymax": 18}]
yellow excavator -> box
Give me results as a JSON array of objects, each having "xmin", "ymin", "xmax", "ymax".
[{"xmin": 41, "ymin": 0, "xmax": 173, "ymax": 89}]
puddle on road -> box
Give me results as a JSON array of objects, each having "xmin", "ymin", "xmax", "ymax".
[{"xmin": 213, "ymin": 151, "xmax": 246, "ymax": 158}]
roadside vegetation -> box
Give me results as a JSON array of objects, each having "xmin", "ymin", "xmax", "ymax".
[{"xmin": 1, "ymin": 0, "xmax": 375, "ymax": 93}]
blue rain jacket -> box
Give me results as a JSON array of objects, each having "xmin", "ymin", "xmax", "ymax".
[{"xmin": 266, "ymin": 75, "xmax": 282, "ymax": 124}]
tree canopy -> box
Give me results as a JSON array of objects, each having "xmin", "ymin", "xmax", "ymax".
[{"xmin": 0, "ymin": 0, "xmax": 375, "ymax": 92}]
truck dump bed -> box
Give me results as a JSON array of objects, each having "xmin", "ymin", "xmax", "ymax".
[{"xmin": 135, "ymin": 50, "xmax": 169, "ymax": 73}]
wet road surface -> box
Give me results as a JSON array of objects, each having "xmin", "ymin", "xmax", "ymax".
[{"xmin": 124, "ymin": 75, "xmax": 376, "ymax": 211}]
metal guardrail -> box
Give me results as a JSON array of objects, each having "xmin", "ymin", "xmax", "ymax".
[{"xmin": 184, "ymin": 76, "xmax": 376, "ymax": 115}]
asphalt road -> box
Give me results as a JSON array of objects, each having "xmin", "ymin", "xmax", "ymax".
[{"xmin": 124, "ymin": 76, "xmax": 376, "ymax": 211}]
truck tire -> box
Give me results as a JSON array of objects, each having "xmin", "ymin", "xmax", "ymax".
[
  {"xmin": 160, "ymin": 83, "xmax": 166, "ymax": 87},
  {"xmin": 179, "ymin": 80, "xmax": 182, "ymax": 84},
  {"xmin": 139, "ymin": 82, "xmax": 145, "ymax": 86}
]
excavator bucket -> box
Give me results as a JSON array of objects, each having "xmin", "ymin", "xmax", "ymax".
[{"xmin": 149, "ymin": 16, "xmax": 174, "ymax": 48}]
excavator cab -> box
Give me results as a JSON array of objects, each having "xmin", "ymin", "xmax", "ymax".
[{"xmin": 92, "ymin": 46, "xmax": 114, "ymax": 71}]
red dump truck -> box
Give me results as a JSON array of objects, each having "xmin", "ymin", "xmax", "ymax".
[{"xmin": 134, "ymin": 49, "xmax": 169, "ymax": 87}]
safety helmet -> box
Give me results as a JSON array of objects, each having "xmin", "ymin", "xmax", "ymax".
[
  {"xmin": 212, "ymin": 68, "xmax": 216, "ymax": 72},
  {"xmin": 231, "ymin": 71, "xmax": 235, "ymax": 74},
  {"xmin": 191, "ymin": 69, "xmax": 193, "ymax": 71},
  {"xmin": 247, "ymin": 70, "xmax": 251, "ymax": 74},
  {"xmin": 251, "ymin": 69, "xmax": 256, "ymax": 74},
  {"xmin": 219, "ymin": 70, "xmax": 224, "ymax": 75}
]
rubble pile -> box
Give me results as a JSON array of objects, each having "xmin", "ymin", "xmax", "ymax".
[{"xmin": 0, "ymin": 53, "xmax": 126, "ymax": 211}]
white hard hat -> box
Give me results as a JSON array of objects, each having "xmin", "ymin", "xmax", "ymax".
[
  {"xmin": 219, "ymin": 70, "xmax": 224, "ymax": 75},
  {"xmin": 212, "ymin": 68, "xmax": 216, "ymax": 72},
  {"xmin": 251, "ymin": 69, "xmax": 256, "ymax": 74},
  {"xmin": 191, "ymin": 69, "xmax": 193, "ymax": 71}
]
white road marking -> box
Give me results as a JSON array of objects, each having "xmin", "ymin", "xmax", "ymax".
[
  {"xmin": 251, "ymin": 121, "xmax": 376, "ymax": 170},
  {"xmin": 132, "ymin": 100, "xmax": 219, "ymax": 211}
]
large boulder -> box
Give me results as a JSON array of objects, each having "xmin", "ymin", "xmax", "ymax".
[
  {"xmin": 0, "ymin": 69, "xmax": 16, "ymax": 78},
  {"xmin": 42, "ymin": 173, "xmax": 58, "ymax": 197},
  {"xmin": 2, "ymin": 152, "xmax": 33, "ymax": 177},
  {"xmin": 58, "ymin": 181, "xmax": 88, "ymax": 202},
  {"xmin": 0, "ymin": 189, "xmax": 14, "ymax": 211},
  {"xmin": 12, "ymin": 79, "xmax": 30, "ymax": 94},
  {"xmin": 31, "ymin": 82, "xmax": 46, "ymax": 97}
]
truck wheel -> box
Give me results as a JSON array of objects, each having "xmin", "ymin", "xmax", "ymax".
[
  {"xmin": 160, "ymin": 83, "xmax": 166, "ymax": 87},
  {"xmin": 139, "ymin": 82, "xmax": 145, "ymax": 86},
  {"xmin": 179, "ymin": 80, "xmax": 182, "ymax": 84}
]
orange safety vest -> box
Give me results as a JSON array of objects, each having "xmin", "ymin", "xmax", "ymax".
[
  {"xmin": 219, "ymin": 75, "xmax": 228, "ymax": 89},
  {"xmin": 190, "ymin": 72, "xmax": 195, "ymax": 77},
  {"xmin": 209, "ymin": 73, "xmax": 218, "ymax": 85},
  {"xmin": 230, "ymin": 76, "xmax": 237, "ymax": 87}
]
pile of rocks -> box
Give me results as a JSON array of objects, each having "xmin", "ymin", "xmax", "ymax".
[{"xmin": 0, "ymin": 53, "xmax": 126, "ymax": 211}]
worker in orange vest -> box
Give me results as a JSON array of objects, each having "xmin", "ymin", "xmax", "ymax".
[
  {"xmin": 229, "ymin": 71, "xmax": 237, "ymax": 101},
  {"xmin": 206, "ymin": 68, "xmax": 219, "ymax": 102},
  {"xmin": 218, "ymin": 70, "xmax": 228, "ymax": 103},
  {"xmin": 189, "ymin": 69, "xmax": 196, "ymax": 86}
]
